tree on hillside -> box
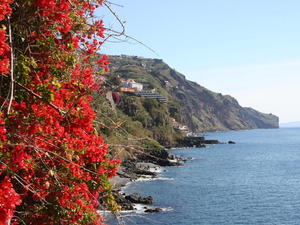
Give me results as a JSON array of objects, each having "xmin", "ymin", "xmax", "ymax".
[{"xmin": 0, "ymin": 0, "xmax": 120, "ymax": 224}]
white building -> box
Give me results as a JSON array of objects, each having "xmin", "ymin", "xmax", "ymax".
[{"xmin": 120, "ymin": 79, "xmax": 143, "ymax": 91}]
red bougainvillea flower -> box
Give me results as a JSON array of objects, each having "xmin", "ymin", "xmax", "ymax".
[
  {"xmin": 0, "ymin": 177, "xmax": 21, "ymax": 224},
  {"xmin": 0, "ymin": 0, "xmax": 120, "ymax": 224}
]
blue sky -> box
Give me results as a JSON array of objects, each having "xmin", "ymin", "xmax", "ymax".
[{"xmin": 99, "ymin": 0, "xmax": 300, "ymax": 123}]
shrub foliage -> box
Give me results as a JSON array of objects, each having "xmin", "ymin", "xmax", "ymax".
[{"xmin": 0, "ymin": 0, "xmax": 119, "ymax": 224}]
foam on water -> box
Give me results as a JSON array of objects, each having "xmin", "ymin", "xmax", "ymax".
[
  {"xmin": 148, "ymin": 167, "xmax": 164, "ymax": 173},
  {"xmin": 136, "ymin": 176, "xmax": 175, "ymax": 182}
]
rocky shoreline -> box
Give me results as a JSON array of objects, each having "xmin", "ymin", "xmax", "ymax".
[
  {"xmin": 110, "ymin": 137, "xmax": 236, "ymax": 214},
  {"xmin": 110, "ymin": 150, "xmax": 186, "ymax": 213}
]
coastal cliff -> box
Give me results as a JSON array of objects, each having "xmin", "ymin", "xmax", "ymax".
[{"xmin": 107, "ymin": 55, "xmax": 279, "ymax": 132}]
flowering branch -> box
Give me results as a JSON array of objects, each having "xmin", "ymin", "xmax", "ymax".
[
  {"xmin": 1, "ymin": 74, "xmax": 66, "ymax": 115},
  {"xmin": 0, "ymin": 0, "xmax": 120, "ymax": 224}
]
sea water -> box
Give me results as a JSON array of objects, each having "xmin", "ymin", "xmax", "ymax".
[{"xmin": 106, "ymin": 128, "xmax": 300, "ymax": 225}]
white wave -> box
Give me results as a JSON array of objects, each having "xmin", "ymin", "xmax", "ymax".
[
  {"xmin": 131, "ymin": 204, "xmax": 174, "ymax": 214},
  {"xmin": 148, "ymin": 167, "xmax": 164, "ymax": 173},
  {"xmin": 136, "ymin": 177, "xmax": 175, "ymax": 182},
  {"xmin": 161, "ymin": 207, "xmax": 174, "ymax": 212},
  {"xmin": 135, "ymin": 163, "xmax": 163, "ymax": 173},
  {"xmin": 98, "ymin": 205, "xmax": 174, "ymax": 218},
  {"xmin": 168, "ymin": 159, "xmax": 179, "ymax": 163},
  {"xmin": 133, "ymin": 204, "xmax": 148, "ymax": 214}
]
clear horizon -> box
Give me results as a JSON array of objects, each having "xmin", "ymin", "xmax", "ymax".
[{"xmin": 99, "ymin": 0, "xmax": 300, "ymax": 123}]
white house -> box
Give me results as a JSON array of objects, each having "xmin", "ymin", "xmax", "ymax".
[{"xmin": 120, "ymin": 79, "xmax": 143, "ymax": 91}]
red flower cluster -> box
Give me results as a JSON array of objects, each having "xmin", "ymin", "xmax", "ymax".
[
  {"xmin": 97, "ymin": 54, "xmax": 110, "ymax": 72},
  {"xmin": 0, "ymin": 0, "xmax": 12, "ymax": 20},
  {"xmin": 0, "ymin": 177, "xmax": 21, "ymax": 224},
  {"xmin": 0, "ymin": 0, "xmax": 120, "ymax": 224},
  {"xmin": 0, "ymin": 114, "xmax": 6, "ymax": 142},
  {"xmin": 0, "ymin": 24, "xmax": 10, "ymax": 75}
]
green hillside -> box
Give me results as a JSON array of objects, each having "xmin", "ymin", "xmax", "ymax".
[
  {"xmin": 91, "ymin": 55, "xmax": 278, "ymax": 160},
  {"xmin": 108, "ymin": 55, "xmax": 279, "ymax": 132}
]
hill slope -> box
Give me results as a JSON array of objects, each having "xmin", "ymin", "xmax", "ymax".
[{"xmin": 108, "ymin": 55, "xmax": 279, "ymax": 132}]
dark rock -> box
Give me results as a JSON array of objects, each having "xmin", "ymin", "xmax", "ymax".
[
  {"xmin": 150, "ymin": 149, "xmax": 169, "ymax": 160},
  {"xmin": 157, "ymin": 159, "xmax": 182, "ymax": 167},
  {"xmin": 125, "ymin": 193, "xmax": 153, "ymax": 204},
  {"xmin": 228, "ymin": 141, "xmax": 236, "ymax": 144},
  {"xmin": 175, "ymin": 136, "xmax": 206, "ymax": 148},
  {"xmin": 134, "ymin": 169, "xmax": 156, "ymax": 176},
  {"xmin": 144, "ymin": 208, "xmax": 162, "ymax": 213},
  {"xmin": 113, "ymin": 192, "xmax": 134, "ymax": 210},
  {"xmin": 175, "ymin": 136, "xmax": 228, "ymax": 148},
  {"xmin": 125, "ymin": 193, "xmax": 140, "ymax": 203},
  {"xmin": 202, "ymin": 139, "xmax": 222, "ymax": 144},
  {"xmin": 139, "ymin": 196, "xmax": 153, "ymax": 204},
  {"xmin": 122, "ymin": 203, "xmax": 134, "ymax": 210},
  {"xmin": 121, "ymin": 160, "xmax": 158, "ymax": 179},
  {"xmin": 136, "ymin": 149, "xmax": 183, "ymax": 167}
]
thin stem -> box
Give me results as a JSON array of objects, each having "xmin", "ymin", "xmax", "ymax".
[{"xmin": 7, "ymin": 16, "xmax": 14, "ymax": 115}]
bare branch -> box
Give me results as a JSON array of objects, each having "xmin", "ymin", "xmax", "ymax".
[
  {"xmin": 102, "ymin": 1, "xmax": 125, "ymax": 44},
  {"xmin": 7, "ymin": 16, "xmax": 14, "ymax": 115},
  {"xmin": 105, "ymin": 1, "xmax": 124, "ymax": 8},
  {"xmin": 104, "ymin": 27, "xmax": 158, "ymax": 56}
]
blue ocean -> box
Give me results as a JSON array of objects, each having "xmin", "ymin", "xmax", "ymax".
[{"xmin": 107, "ymin": 128, "xmax": 300, "ymax": 225}]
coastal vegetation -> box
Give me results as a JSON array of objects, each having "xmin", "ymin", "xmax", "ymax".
[{"xmin": 0, "ymin": 0, "xmax": 119, "ymax": 224}]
